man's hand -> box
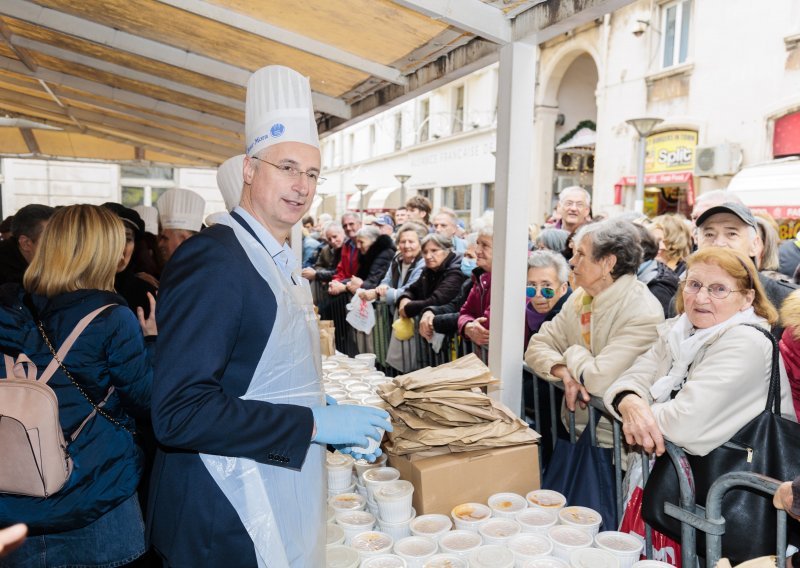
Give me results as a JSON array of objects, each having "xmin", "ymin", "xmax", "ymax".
[
  {"xmin": 328, "ymin": 281, "xmax": 347, "ymax": 296},
  {"xmin": 346, "ymin": 277, "xmax": 363, "ymax": 295},
  {"xmin": 418, "ymin": 311, "xmax": 435, "ymax": 340},
  {"xmin": 398, "ymin": 298, "xmax": 410, "ymax": 319},
  {"xmin": 301, "ymin": 267, "xmax": 316, "ymax": 281},
  {"xmin": 375, "ymin": 284, "xmax": 389, "ymax": 298},
  {"xmin": 464, "ymin": 317, "xmax": 490, "ymax": 346},
  {"xmin": 618, "ymin": 394, "xmax": 666, "ymax": 456},
  {"xmin": 0, "ymin": 524, "xmax": 27, "ymax": 558},
  {"xmin": 136, "ymin": 292, "xmax": 157, "ymax": 336},
  {"xmin": 358, "ymin": 289, "xmax": 378, "ymax": 302},
  {"xmin": 774, "ymin": 481, "xmax": 800, "ymax": 521},
  {"xmin": 550, "ymin": 364, "xmax": 589, "ymax": 412}
]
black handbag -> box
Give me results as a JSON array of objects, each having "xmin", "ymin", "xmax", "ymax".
[{"xmin": 642, "ymin": 324, "xmax": 800, "ymax": 564}]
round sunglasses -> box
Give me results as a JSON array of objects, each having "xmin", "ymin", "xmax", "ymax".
[{"xmin": 526, "ymin": 285, "xmax": 555, "ymax": 299}]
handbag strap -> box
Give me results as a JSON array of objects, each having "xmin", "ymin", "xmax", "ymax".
[{"xmin": 742, "ymin": 323, "xmax": 780, "ymax": 415}]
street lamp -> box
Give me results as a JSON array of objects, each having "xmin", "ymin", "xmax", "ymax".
[
  {"xmin": 626, "ymin": 117, "xmax": 663, "ymax": 213},
  {"xmin": 355, "ymin": 183, "xmax": 368, "ymax": 213},
  {"xmin": 394, "ymin": 174, "xmax": 411, "ymax": 207}
]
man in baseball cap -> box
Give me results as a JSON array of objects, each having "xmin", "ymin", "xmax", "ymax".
[{"xmin": 372, "ymin": 213, "xmax": 395, "ymax": 236}]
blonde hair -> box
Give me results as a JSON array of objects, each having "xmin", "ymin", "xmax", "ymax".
[
  {"xmin": 780, "ymin": 290, "xmax": 800, "ymax": 340},
  {"xmin": 24, "ymin": 205, "xmax": 125, "ymax": 297},
  {"xmin": 675, "ymin": 247, "xmax": 778, "ymax": 325},
  {"xmin": 652, "ymin": 214, "xmax": 692, "ymax": 264}
]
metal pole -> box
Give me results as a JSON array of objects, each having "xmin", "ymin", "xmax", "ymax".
[{"xmin": 635, "ymin": 134, "xmax": 646, "ymax": 213}]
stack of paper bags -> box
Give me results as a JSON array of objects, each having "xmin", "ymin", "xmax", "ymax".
[
  {"xmin": 319, "ymin": 320, "xmax": 335, "ymax": 357},
  {"xmin": 379, "ymin": 354, "xmax": 539, "ymax": 456}
]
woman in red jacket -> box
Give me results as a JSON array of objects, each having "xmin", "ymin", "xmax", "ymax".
[
  {"xmin": 779, "ymin": 289, "xmax": 800, "ymax": 420},
  {"xmin": 456, "ymin": 226, "xmax": 493, "ymax": 346}
]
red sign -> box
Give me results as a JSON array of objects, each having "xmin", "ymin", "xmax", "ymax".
[
  {"xmin": 616, "ymin": 172, "xmax": 696, "ymax": 205},
  {"xmin": 774, "ymin": 111, "xmax": 800, "ymax": 158},
  {"xmin": 748, "ymin": 206, "xmax": 800, "ymax": 219}
]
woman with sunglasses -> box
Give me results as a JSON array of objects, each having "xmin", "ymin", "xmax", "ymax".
[
  {"xmin": 525, "ymin": 250, "xmax": 572, "ymax": 346},
  {"xmin": 604, "ymin": 247, "xmax": 793, "ymax": 457}
]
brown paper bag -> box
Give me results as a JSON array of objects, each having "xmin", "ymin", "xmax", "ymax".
[{"xmin": 318, "ymin": 320, "xmax": 335, "ymax": 356}]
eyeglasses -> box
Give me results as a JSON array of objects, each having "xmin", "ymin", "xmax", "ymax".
[
  {"xmin": 526, "ymin": 285, "xmax": 555, "ymax": 299},
  {"xmin": 561, "ymin": 200, "xmax": 587, "ymax": 209},
  {"xmin": 683, "ymin": 279, "xmax": 744, "ymax": 299},
  {"xmin": 252, "ymin": 157, "xmax": 326, "ymax": 186}
]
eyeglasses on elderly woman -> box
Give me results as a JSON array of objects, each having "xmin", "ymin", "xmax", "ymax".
[{"xmin": 526, "ymin": 285, "xmax": 555, "ymax": 299}]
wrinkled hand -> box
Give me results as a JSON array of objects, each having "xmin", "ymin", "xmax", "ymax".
[
  {"xmin": 328, "ymin": 281, "xmax": 347, "ymax": 296},
  {"xmin": 551, "ymin": 364, "xmax": 589, "ymax": 412},
  {"xmin": 464, "ymin": 317, "xmax": 490, "ymax": 346},
  {"xmin": 358, "ymin": 289, "xmax": 378, "ymax": 302},
  {"xmin": 418, "ymin": 311, "xmax": 435, "ymax": 340},
  {"xmin": 619, "ymin": 394, "xmax": 666, "ymax": 456},
  {"xmin": 0, "ymin": 524, "xmax": 27, "ymax": 558},
  {"xmin": 398, "ymin": 298, "xmax": 410, "ymax": 319},
  {"xmin": 311, "ymin": 405, "xmax": 392, "ymax": 448},
  {"xmin": 301, "ymin": 267, "xmax": 316, "ymax": 281},
  {"xmin": 346, "ymin": 277, "xmax": 363, "ymax": 295},
  {"xmin": 136, "ymin": 292, "xmax": 157, "ymax": 336},
  {"xmin": 375, "ymin": 285, "xmax": 389, "ymax": 298},
  {"xmin": 774, "ymin": 481, "xmax": 799, "ymax": 521}
]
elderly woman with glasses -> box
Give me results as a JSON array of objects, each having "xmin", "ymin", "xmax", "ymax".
[
  {"xmin": 525, "ymin": 250, "xmax": 572, "ymax": 346},
  {"xmin": 525, "ymin": 218, "xmax": 664, "ymax": 446},
  {"xmin": 604, "ymin": 247, "xmax": 794, "ymax": 458}
]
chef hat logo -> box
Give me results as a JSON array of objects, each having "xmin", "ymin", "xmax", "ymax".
[{"xmin": 270, "ymin": 123, "xmax": 286, "ymax": 138}]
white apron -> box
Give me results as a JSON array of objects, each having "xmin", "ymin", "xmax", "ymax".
[{"xmin": 200, "ymin": 213, "xmax": 325, "ymax": 567}]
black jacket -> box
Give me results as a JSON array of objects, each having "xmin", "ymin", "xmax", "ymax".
[
  {"xmin": 398, "ymin": 251, "xmax": 467, "ymax": 318},
  {"xmin": 355, "ymin": 234, "xmax": 396, "ymax": 290},
  {"xmin": 647, "ymin": 261, "xmax": 680, "ymax": 318},
  {"xmin": 313, "ymin": 244, "xmax": 341, "ymax": 283},
  {"xmin": 424, "ymin": 268, "xmax": 485, "ymax": 334},
  {"xmin": 0, "ymin": 238, "xmax": 28, "ymax": 286}
]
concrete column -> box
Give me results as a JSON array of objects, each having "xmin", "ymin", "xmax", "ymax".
[
  {"xmin": 531, "ymin": 106, "xmax": 559, "ymax": 225},
  {"xmin": 488, "ymin": 41, "xmax": 538, "ymax": 415},
  {"xmin": 471, "ymin": 182, "xmax": 482, "ymax": 220}
]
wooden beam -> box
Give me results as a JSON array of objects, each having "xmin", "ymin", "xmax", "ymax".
[
  {"xmin": 512, "ymin": 0, "xmax": 635, "ymax": 43},
  {"xmin": 19, "ymin": 126, "xmax": 40, "ymax": 153},
  {"xmin": 0, "ymin": 17, "xmax": 37, "ymax": 71},
  {"xmin": 157, "ymin": 0, "xmax": 406, "ymax": 85},
  {"xmin": 393, "ymin": 0, "xmax": 512, "ymax": 44}
]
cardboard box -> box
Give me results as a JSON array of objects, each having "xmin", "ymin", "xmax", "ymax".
[{"xmin": 387, "ymin": 444, "xmax": 540, "ymax": 516}]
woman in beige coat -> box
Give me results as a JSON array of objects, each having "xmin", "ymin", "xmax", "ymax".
[
  {"xmin": 525, "ymin": 219, "xmax": 664, "ymax": 445},
  {"xmin": 604, "ymin": 247, "xmax": 794, "ymax": 457}
]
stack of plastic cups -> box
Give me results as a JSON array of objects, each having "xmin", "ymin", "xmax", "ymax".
[
  {"xmin": 593, "ymin": 532, "xmax": 644, "ymax": 568},
  {"xmin": 364, "ymin": 465, "xmax": 400, "ymax": 517},
  {"xmin": 525, "ymin": 490, "xmax": 566, "ymax": 512},
  {"xmin": 329, "ymin": 492, "xmax": 367, "ymax": 515},
  {"xmin": 409, "ymin": 514, "xmax": 452, "ymax": 542},
  {"xmin": 488, "ymin": 492, "xmax": 528, "ymax": 519},
  {"xmin": 468, "ymin": 544, "xmax": 516, "ymax": 568},
  {"xmin": 326, "ymin": 452, "xmax": 355, "ymax": 497},
  {"xmin": 360, "ymin": 554, "xmax": 408, "ymax": 568},
  {"xmin": 326, "ymin": 544, "xmax": 361, "ymax": 568},
  {"xmin": 374, "ymin": 480, "xmax": 415, "ymax": 540},
  {"xmin": 326, "ymin": 523, "xmax": 345, "ymax": 548},
  {"xmin": 568, "ymin": 548, "xmax": 620, "ymax": 567},
  {"xmin": 437, "ymin": 530, "xmax": 483, "ymax": 559},
  {"xmin": 450, "ymin": 502, "xmax": 492, "ymax": 533},
  {"xmin": 335, "ymin": 510, "xmax": 376, "ymax": 545},
  {"xmin": 556, "ymin": 506, "xmax": 602, "ymax": 538},
  {"xmin": 393, "ymin": 536, "xmax": 437, "ymax": 567},
  {"xmin": 506, "ymin": 533, "xmax": 554, "ymax": 565},
  {"xmin": 355, "ymin": 352, "xmax": 377, "ymax": 369},
  {"xmin": 354, "ymin": 453, "xmax": 388, "ymax": 501},
  {"xmin": 515, "ymin": 508, "xmax": 558, "ymax": 535},
  {"xmin": 379, "ymin": 507, "xmax": 416, "ymax": 541},
  {"xmin": 546, "ymin": 526, "xmax": 593, "ymax": 562},
  {"xmin": 350, "ymin": 531, "xmax": 394, "ymax": 562},
  {"xmin": 478, "ymin": 518, "xmax": 522, "ymax": 545}
]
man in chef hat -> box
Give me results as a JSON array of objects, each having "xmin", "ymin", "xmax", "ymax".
[
  {"xmin": 148, "ymin": 66, "xmax": 390, "ymax": 567},
  {"xmin": 155, "ymin": 187, "xmax": 206, "ymax": 263}
]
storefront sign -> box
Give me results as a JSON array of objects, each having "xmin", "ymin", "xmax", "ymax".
[
  {"xmin": 750, "ymin": 205, "xmax": 800, "ymax": 239},
  {"xmin": 645, "ymin": 130, "xmax": 698, "ymax": 173}
]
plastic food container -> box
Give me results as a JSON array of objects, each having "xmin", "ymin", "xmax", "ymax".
[
  {"xmin": 546, "ymin": 526, "xmax": 592, "ymax": 561},
  {"xmin": 593, "ymin": 531, "xmax": 644, "ymax": 568},
  {"xmin": 326, "ymin": 452, "xmax": 355, "ymax": 490},
  {"xmin": 394, "ymin": 536, "xmax": 438, "ymax": 567},
  {"xmin": 379, "ymin": 508, "xmax": 416, "ymax": 541},
  {"xmin": 438, "ymin": 530, "xmax": 483, "ymax": 558},
  {"xmin": 631, "ymin": 562, "xmax": 674, "ymax": 568},
  {"xmin": 467, "ymin": 544, "xmax": 515, "ymax": 568},
  {"xmin": 351, "ymin": 531, "xmax": 395, "ymax": 559},
  {"xmin": 525, "ymin": 490, "xmax": 566, "ymax": 511},
  {"xmin": 361, "ymin": 554, "xmax": 409, "ymax": 568},
  {"xmin": 375, "ymin": 480, "xmax": 415, "ymax": 523},
  {"xmin": 326, "ymin": 544, "xmax": 361, "ymax": 568},
  {"xmin": 557, "ymin": 506, "xmax": 602, "ymax": 537},
  {"xmin": 335, "ymin": 510, "xmax": 376, "ymax": 544},
  {"xmin": 488, "ymin": 492, "xmax": 528, "ymax": 519},
  {"xmin": 355, "ymin": 452, "xmax": 388, "ymax": 480},
  {"xmin": 327, "ymin": 371, "xmax": 353, "ymax": 381},
  {"xmin": 477, "ymin": 518, "xmax": 521, "ymax": 545},
  {"xmin": 355, "ymin": 353, "xmax": 378, "ymax": 368},
  {"xmin": 451, "ymin": 502, "xmax": 492, "ymax": 532},
  {"xmin": 507, "ymin": 533, "xmax": 554, "ymax": 565},
  {"xmin": 351, "ymin": 413, "xmax": 392, "ymax": 456},
  {"xmin": 521, "ymin": 559, "xmax": 569, "ymax": 568},
  {"xmin": 346, "ymin": 381, "xmax": 372, "ymax": 393},
  {"xmin": 409, "ymin": 514, "xmax": 453, "ymax": 541},
  {"xmin": 329, "ymin": 481, "xmax": 357, "ymax": 497},
  {"xmin": 515, "ymin": 508, "xmax": 558, "ymax": 534},
  {"xmin": 568, "ymin": 548, "xmax": 620, "ymax": 568},
  {"xmin": 424, "ymin": 554, "xmax": 468, "ymax": 567},
  {"xmin": 327, "ymin": 504, "xmax": 336, "ymax": 523},
  {"xmin": 330, "ymin": 492, "xmax": 367, "ymax": 514},
  {"xmin": 326, "ymin": 522, "xmax": 345, "ymax": 547},
  {"xmin": 364, "ymin": 466, "xmax": 401, "ymax": 501}
]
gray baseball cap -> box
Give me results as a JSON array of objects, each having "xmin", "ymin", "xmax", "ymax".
[{"xmin": 695, "ymin": 201, "xmax": 756, "ymax": 229}]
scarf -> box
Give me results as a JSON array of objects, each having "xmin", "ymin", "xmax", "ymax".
[
  {"xmin": 649, "ymin": 307, "xmax": 763, "ymax": 402},
  {"xmin": 580, "ymin": 293, "xmax": 593, "ymax": 347}
]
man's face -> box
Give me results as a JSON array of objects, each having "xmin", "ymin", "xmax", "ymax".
[
  {"xmin": 326, "ymin": 229, "xmax": 344, "ymax": 249},
  {"xmin": 158, "ymin": 228, "xmax": 192, "ymax": 263},
  {"xmin": 432, "ymin": 214, "xmax": 456, "ymax": 238},
  {"xmin": 17, "ymin": 220, "xmax": 48, "ymax": 263},
  {"xmin": 395, "ymin": 208, "xmax": 409, "ymax": 225},
  {"xmin": 407, "ymin": 207, "xmax": 424, "ymax": 222},
  {"xmin": 697, "ymin": 213, "xmax": 760, "ymax": 258},
  {"xmin": 118, "ymin": 226, "xmax": 135, "ymax": 273},
  {"xmin": 557, "ymin": 191, "xmax": 589, "ymax": 228},
  {"xmin": 342, "ymin": 217, "xmax": 361, "ymax": 239},
  {"xmin": 241, "ymin": 142, "xmax": 320, "ymax": 240},
  {"xmin": 373, "ymin": 222, "xmax": 393, "ymax": 236}
]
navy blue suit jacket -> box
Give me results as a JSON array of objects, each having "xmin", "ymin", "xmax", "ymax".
[{"xmin": 147, "ymin": 223, "xmax": 314, "ymax": 567}]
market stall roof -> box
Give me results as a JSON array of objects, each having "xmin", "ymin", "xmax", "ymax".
[
  {"xmin": 727, "ymin": 157, "xmax": 800, "ymax": 218},
  {"xmin": 0, "ymin": 0, "xmax": 632, "ymax": 167},
  {"xmin": 367, "ymin": 186, "xmax": 403, "ymax": 210}
]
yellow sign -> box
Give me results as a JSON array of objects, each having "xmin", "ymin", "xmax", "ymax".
[{"xmin": 645, "ymin": 130, "xmax": 698, "ymax": 173}]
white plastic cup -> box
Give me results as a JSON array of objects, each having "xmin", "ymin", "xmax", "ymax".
[
  {"xmin": 488, "ymin": 492, "xmax": 528, "ymax": 519},
  {"xmin": 467, "ymin": 544, "xmax": 515, "ymax": 568},
  {"xmin": 379, "ymin": 507, "xmax": 416, "ymax": 541},
  {"xmin": 355, "ymin": 452, "xmax": 388, "ymax": 481},
  {"xmin": 507, "ymin": 533, "xmax": 553, "ymax": 566},
  {"xmin": 521, "ymin": 559, "xmax": 569, "ymax": 568},
  {"xmin": 355, "ymin": 353, "xmax": 377, "ymax": 368},
  {"xmin": 546, "ymin": 526, "xmax": 592, "ymax": 562},
  {"xmin": 327, "ymin": 504, "xmax": 336, "ymax": 524},
  {"xmin": 451, "ymin": 502, "xmax": 492, "ymax": 532},
  {"xmin": 363, "ymin": 394, "xmax": 387, "ymax": 406},
  {"xmin": 347, "ymin": 381, "xmax": 372, "ymax": 393},
  {"xmin": 351, "ymin": 391, "xmax": 376, "ymax": 403},
  {"xmin": 328, "ymin": 371, "xmax": 353, "ymax": 381},
  {"xmin": 438, "ymin": 530, "xmax": 483, "ymax": 559},
  {"xmin": 326, "ymin": 544, "xmax": 361, "ymax": 568},
  {"xmin": 525, "ymin": 490, "xmax": 566, "ymax": 511},
  {"xmin": 322, "ymin": 360, "xmax": 340, "ymax": 370},
  {"xmin": 568, "ymin": 548, "xmax": 620, "ymax": 568},
  {"xmin": 374, "ymin": 480, "xmax": 415, "ymax": 523},
  {"xmin": 557, "ymin": 507, "xmax": 602, "ymax": 537},
  {"xmin": 351, "ymin": 530, "xmax": 395, "ymax": 560},
  {"xmin": 393, "ymin": 536, "xmax": 438, "ymax": 568},
  {"xmin": 364, "ymin": 467, "xmax": 401, "ymax": 501},
  {"xmin": 631, "ymin": 562, "xmax": 674, "ymax": 568},
  {"xmin": 424, "ymin": 554, "xmax": 468, "ymax": 567},
  {"xmin": 329, "ymin": 492, "xmax": 367, "ymax": 514},
  {"xmin": 335, "ymin": 510, "xmax": 376, "ymax": 544},
  {"xmin": 326, "ymin": 389, "xmax": 349, "ymax": 402},
  {"xmin": 409, "ymin": 514, "xmax": 453, "ymax": 542},
  {"xmin": 593, "ymin": 531, "xmax": 644, "ymax": 568},
  {"xmin": 326, "ymin": 452, "xmax": 355, "ymax": 491},
  {"xmin": 361, "ymin": 554, "xmax": 409, "ymax": 568},
  {"xmin": 327, "ymin": 523, "xmax": 345, "ymax": 547},
  {"xmin": 328, "ymin": 481, "xmax": 356, "ymax": 497},
  {"xmin": 478, "ymin": 518, "xmax": 521, "ymax": 545},
  {"xmin": 515, "ymin": 508, "xmax": 558, "ymax": 535}
]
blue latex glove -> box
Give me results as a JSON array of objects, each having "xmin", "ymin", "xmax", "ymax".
[
  {"xmin": 311, "ymin": 405, "xmax": 392, "ymax": 448},
  {"xmin": 325, "ymin": 394, "xmax": 338, "ymax": 406},
  {"xmin": 337, "ymin": 446, "xmax": 384, "ymax": 462}
]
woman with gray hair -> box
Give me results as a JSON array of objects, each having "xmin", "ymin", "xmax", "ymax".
[
  {"xmin": 345, "ymin": 225, "xmax": 396, "ymax": 294},
  {"xmin": 525, "ymin": 218, "xmax": 664, "ymax": 446},
  {"xmin": 525, "ymin": 250, "xmax": 572, "ymax": 345},
  {"xmin": 359, "ymin": 222, "xmax": 427, "ymax": 305},
  {"xmin": 534, "ymin": 228, "xmax": 570, "ymax": 254}
]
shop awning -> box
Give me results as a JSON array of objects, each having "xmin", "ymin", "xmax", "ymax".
[
  {"xmin": 614, "ymin": 171, "xmax": 695, "ymax": 205},
  {"xmin": 346, "ymin": 189, "xmax": 374, "ymax": 212},
  {"xmin": 728, "ymin": 158, "xmax": 800, "ymax": 218},
  {"xmin": 366, "ymin": 186, "xmax": 401, "ymax": 210}
]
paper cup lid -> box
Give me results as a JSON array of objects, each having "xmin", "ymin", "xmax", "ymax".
[
  {"xmin": 478, "ymin": 519, "xmax": 521, "ymax": 539},
  {"xmin": 507, "ymin": 533, "xmax": 553, "ymax": 556},
  {"xmin": 336, "ymin": 510, "xmax": 375, "ymax": 527},
  {"xmin": 364, "ymin": 467, "xmax": 400, "ymax": 483},
  {"xmin": 594, "ymin": 531, "xmax": 644, "ymax": 552},
  {"xmin": 468, "ymin": 545, "xmax": 515, "ymax": 567},
  {"xmin": 547, "ymin": 526, "xmax": 593, "ymax": 547},
  {"xmin": 526, "ymin": 490, "xmax": 566, "ymax": 508},
  {"xmin": 411, "ymin": 514, "xmax": 453, "ymax": 534},
  {"xmin": 452, "ymin": 502, "xmax": 491, "ymax": 522},
  {"xmin": 326, "ymin": 523, "xmax": 345, "ymax": 545},
  {"xmin": 330, "ymin": 492, "xmax": 366, "ymax": 510},
  {"xmin": 375, "ymin": 480, "xmax": 414, "ymax": 500},
  {"xmin": 440, "ymin": 530, "xmax": 482, "ymax": 551},
  {"xmin": 558, "ymin": 506, "xmax": 601, "ymax": 526},
  {"xmin": 394, "ymin": 536, "xmax": 437, "ymax": 557},
  {"xmin": 326, "ymin": 544, "xmax": 360, "ymax": 568},
  {"xmin": 327, "ymin": 452, "xmax": 355, "ymax": 468},
  {"xmin": 515, "ymin": 508, "xmax": 557, "ymax": 527},
  {"xmin": 361, "ymin": 554, "xmax": 407, "ymax": 568},
  {"xmin": 351, "ymin": 531, "xmax": 394, "ymax": 552},
  {"xmin": 488, "ymin": 492, "xmax": 527, "ymax": 513},
  {"xmin": 424, "ymin": 554, "xmax": 467, "ymax": 567},
  {"xmin": 568, "ymin": 548, "xmax": 620, "ymax": 568}
]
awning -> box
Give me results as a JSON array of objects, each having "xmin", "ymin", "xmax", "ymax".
[
  {"xmin": 614, "ymin": 171, "xmax": 695, "ymax": 206},
  {"xmin": 308, "ymin": 193, "xmax": 337, "ymax": 218},
  {"xmin": 367, "ymin": 186, "xmax": 401, "ymax": 210},
  {"xmin": 346, "ymin": 189, "xmax": 374, "ymax": 212},
  {"xmin": 727, "ymin": 158, "xmax": 800, "ymax": 217},
  {"xmin": 555, "ymin": 127, "xmax": 596, "ymax": 150}
]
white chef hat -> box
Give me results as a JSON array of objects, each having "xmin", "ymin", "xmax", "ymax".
[
  {"xmin": 156, "ymin": 188, "xmax": 206, "ymax": 232},
  {"xmin": 245, "ymin": 65, "xmax": 319, "ymax": 157},
  {"xmin": 132, "ymin": 205, "xmax": 159, "ymax": 236},
  {"xmin": 217, "ymin": 154, "xmax": 244, "ymax": 212},
  {"xmin": 204, "ymin": 211, "xmax": 229, "ymax": 227}
]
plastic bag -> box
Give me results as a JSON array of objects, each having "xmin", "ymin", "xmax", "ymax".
[
  {"xmin": 392, "ymin": 316, "xmax": 414, "ymax": 341},
  {"xmin": 345, "ymin": 293, "xmax": 376, "ymax": 334}
]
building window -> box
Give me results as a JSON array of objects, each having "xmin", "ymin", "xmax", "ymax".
[
  {"xmin": 442, "ymin": 185, "xmax": 471, "ymax": 216},
  {"xmin": 418, "ymin": 99, "xmax": 430, "ymax": 143},
  {"xmin": 774, "ymin": 111, "xmax": 800, "ymax": 158},
  {"xmin": 661, "ymin": 0, "xmax": 692, "ymax": 68},
  {"xmin": 394, "ymin": 113, "xmax": 403, "ymax": 151},
  {"xmin": 416, "ymin": 188, "xmax": 433, "ymax": 203},
  {"xmin": 482, "ymin": 183, "xmax": 495, "ymax": 212},
  {"xmin": 452, "ymin": 85, "xmax": 465, "ymax": 134}
]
